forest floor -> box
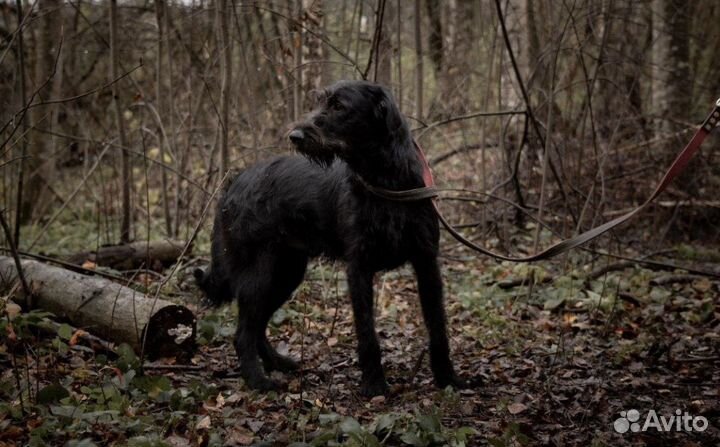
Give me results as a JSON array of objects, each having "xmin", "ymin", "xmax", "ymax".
[{"xmin": 1, "ymin": 240, "xmax": 719, "ymax": 446}]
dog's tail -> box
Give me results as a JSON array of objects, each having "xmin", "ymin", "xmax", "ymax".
[{"xmin": 194, "ymin": 266, "xmax": 233, "ymax": 306}]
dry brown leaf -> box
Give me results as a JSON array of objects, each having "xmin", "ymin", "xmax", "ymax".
[
  {"xmin": 5, "ymin": 302, "xmax": 21, "ymax": 320},
  {"xmin": 69, "ymin": 329, "xmax": 87, "ymax": 346},
  {"xmin": 195, "ymin": 415, "xmax": 211, "ymax": 430},
  {"xmin": 226, "ymin": 427, "xmax": 254, "ymax": 446},
  {"xmin": 507, "ymin": 403, "xmax": 528, "ymax": 415},
  {"xmin": 82, "ymin": 261, "xmax": 96, "ymax": 270}
]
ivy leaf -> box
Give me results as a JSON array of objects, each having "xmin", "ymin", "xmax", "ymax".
[
  {"xmin": 373, "ymin": 413, "xmax": 398, "ymax": 434},
  {"xmin": 37, "ymin": 383, "xmax": 70, "ymax": 404},
  {"xmin": 339, "ymin": 417, "xmax": 362, "ymax": 435},
  {"xmin": 400, "ymin": 431, "xmax": 426, "ymax": 446},
  {"xmin": 57, "ymin": 323, "xmax": 73, "ymax": 341}
]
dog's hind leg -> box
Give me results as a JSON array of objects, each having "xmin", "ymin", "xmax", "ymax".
[
  {"xmin": 234, "ymin": 308, "xmax": 279, "ymax": 390},
  {"xmin": 232, "ymin": 251, "xmax": 287, "ymax": 391},
  {"xmin": 411, "ymin": 257, "xmax": 465, "ymax": 389},
  {"xmin": 257, "ymin": 250, "xmax": 307, "ymax": 373},
  {"xmin": 347, "ymin": 263, "xmax": 388, "ymax": 396}
]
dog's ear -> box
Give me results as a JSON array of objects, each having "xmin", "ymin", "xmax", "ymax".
[{"xmin": 372, "ymin": 85, "xmax": 403, "ymax": 132}]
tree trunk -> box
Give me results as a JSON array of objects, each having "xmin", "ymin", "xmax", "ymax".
[
  {"xmin": 425, "ymin": 0, "xmax": 442, "ymax": 77},
  {"xmin": 414, "ymin": 0, "xmax": 423, "ymax": 120},
  {"xmin": 302, "ymin": 0, "xmax": 324, "ymax": 95},
  {"xmin": 0, "ymin": 257, "xmax": 196, "ymax": 359},
  {"xmin": 20, "ymin": 0, "xmax": 62, "ymax": 225},
  {"xmin": 109, "ymin": 0, "xmax": 132, "ymax": 243},
  {"xmin": 216, "ymin": 0, "xmax": 232, "ymax": 179},
  {"xmin": 374, "ymin": 0, "xmax": 393, "ymax": 85},
  {"xmin": 13, "ymin": 0, "xmax": 29, "ymax": 242},
  {"xmin": 524, "ymin": 0, "xmax": 544, "ymax": 91},
  {"xmin": 155, "ymin": 0, "xmax": 173, "ymax": 236},
  {"xmin": 652, "ymin": 0, "xmax": 691, "ymax": 135},
  {"xmin": 652, "ymin": 0, "xmax": 697, "ymax": 193}
]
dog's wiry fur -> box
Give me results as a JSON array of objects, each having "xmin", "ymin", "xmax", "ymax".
[{"xmin": 196, "ymin": 80, "xmax": 462, "ymax": 396}]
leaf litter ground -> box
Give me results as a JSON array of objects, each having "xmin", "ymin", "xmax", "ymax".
[{"xmin": 1, "ymin": 248, "xmax": 718, "ymax": 446}]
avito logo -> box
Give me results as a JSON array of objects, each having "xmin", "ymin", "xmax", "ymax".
[{"xmin": 614, "ymin": 409, "xmax": 709, "ymax": 434}]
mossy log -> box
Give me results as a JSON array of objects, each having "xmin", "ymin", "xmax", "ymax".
[
  {"xmin": 66, "ymin": 239, "xmax": 187, "ymax": 271},
  {"xmin": 0, "ymin": 256, "xmax": 196, "ymax": 359}
]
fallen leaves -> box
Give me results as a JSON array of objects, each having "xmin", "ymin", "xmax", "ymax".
[
  {"xmin": 507, "ymin": 403, "xmax": 528, "ymax": 415},
  {"xmin": 195, "ymin": 415, "xmax": 211, "ymax": 430},
  {"xmin": 2, "ymin": 252, "xmax": 719, "ymax": 445}
]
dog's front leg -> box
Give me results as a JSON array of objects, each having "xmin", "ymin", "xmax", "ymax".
[
  {"xmin": 412, "ymin": 257, "xmax": 465, "ymax": 389},
  {"xmin": 347, "ymin": 263, "xmax": 388, "ymax": 396}
]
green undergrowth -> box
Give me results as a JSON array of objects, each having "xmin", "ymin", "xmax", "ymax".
[
  {"xmin": 1, "ymin": 308, "xmax": 478, "ymax": 446},
  {"xmin": 2, "ymin": 236, "xmax": 718, "ymax": 445}
]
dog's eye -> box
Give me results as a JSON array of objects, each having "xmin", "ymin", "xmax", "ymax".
[{"xmin": 328, "ymin": 97, "xmax": 344, "ymax": 112}]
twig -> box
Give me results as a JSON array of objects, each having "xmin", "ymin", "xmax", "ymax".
[
  {"xmin": 23, "ymin": 63, "xmax": 143, "ymax": 111},
  {"xmin": 142, "ymin": 363, "xmax": 204, "ymax": 371},
  {"xmin": 0, "ymin": 156, "xmax": 30, "ymax": 169},
  {"xmin": 44, "ymin": 320, "xmax": 116, "ymax": 356},
  {"xmin": 588, "ymin": 251, "xmax": 720, "ymax": 279},
  {"xmin": 617, "ymin": 292, "xmax": 641, "ymax": 307},
  {"xmin": 0, "ymin": 41, "xmax": 139, "ymax": 144},
  {"xmin": 493, "ymin": 0, "xmax": 576, "ymax": 224},
  {"xmin": 436, "ymin": 188, "xmax": 720, "ymax": 279},
  {"xmin": 673, "ymin": 356, "xmax": 719, "ymax": 363},
  {"xmin": 0, "ymin": 211, "xmax": 31, "ymax": 302},
  {"xmin": 430, "ymin": 143, "xmax": 485, "ymax": 166},
  {"xmin": 414, "ymin": 109, "xmax": 526, "ymax": 138},
  {"xmin": 497, "ymin": 275, "xmax": 552, "ymax": 290},
  {"xmin": 409, "ymin": 348, "xmax": 427, "ymax": 385},
  {"xmin": 586, "ymin": 261, "xmax": 634, "ymax": 281},
  {"xmin": 27, "ymin": 143, "xmax": 112, "ymax": 251},
  {"xmin": 650, "ymin": 274, "xmax": 702, "ymax": 286},
  {"xmin": 253, "ymin": 4, "xmax": 364, "ymax": 78},
  {"xmin": 31, "ymin": 126, "xmax": 211, "ymax": 196},
  {"xmin": 0, "ymin": 248, "xmax": 140, "ymax": 284},
  {"xmin": 139, "ymin": 171, "xmax": 229, "ymax": 363}
]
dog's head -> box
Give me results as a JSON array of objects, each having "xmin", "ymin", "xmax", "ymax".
[
  {"xmin": 288, "ymin": 80, "xmax": 406, "ymax": 166},
  {"xmin": 193, "ymin": 267, "xmax": 232, "ymax": 306}
]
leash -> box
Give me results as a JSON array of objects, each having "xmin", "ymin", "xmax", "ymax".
[{"xmin": 364, "ymin": 98, "xmax": 720, "ymax": 262}]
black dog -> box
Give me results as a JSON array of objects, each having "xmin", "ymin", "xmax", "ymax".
[{"xmin": 195, "ymin": 80, "xmax": 462, "ymax": 396}]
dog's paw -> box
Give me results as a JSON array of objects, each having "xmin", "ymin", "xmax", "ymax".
[
  {"xmin": 435, "ymin": 373, "xmax": 473, "ymax": 390},
  {"xmin": 360, "ymin": 379, "xmax": 389, "ymax": 397},
  {"xmin": 243, "ymin": 374, "xmax": 283, "ymax": 392},
  {"xmin": 273, "ymin": 355, "xmax": 300, "ymax": 372},
  {"xmin": 264, "ymin": 354, "xmax": 300, "ymax": 373}
]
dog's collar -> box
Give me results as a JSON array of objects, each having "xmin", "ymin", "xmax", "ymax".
[{"xmin": 354, "ymin": 139, "xmax": 439, "ymax": 202}]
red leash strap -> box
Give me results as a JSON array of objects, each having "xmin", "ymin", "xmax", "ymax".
[
  {"xmin": 416, "ymin": 98, "xmax": 720, "ymax": 262},
  {"xmin": 413, "ymin": 140, "xmax": 435, "ymax": 187}
]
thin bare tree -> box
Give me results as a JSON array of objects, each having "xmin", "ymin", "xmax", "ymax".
[
  {"xmin": 155, "ymin": 0, "xmax": 172, "ymax": 236},
  {"xmin": 109, "ymin": 0, "xmax": 131, "ymax": 242},
  {"xmin": 216, "ymin": 0, "xmax": 233, "ymax": 179},
  {"xmin": 13, "ymin": 0, "xmax": 29, "ymax": 242},
  {"xmin": 21, "ymin": 0, "xmax": 62, "ymax": 226},
  {"xmin": 414, "ymin": 0, "xmax": 423, "ymax": 120}
]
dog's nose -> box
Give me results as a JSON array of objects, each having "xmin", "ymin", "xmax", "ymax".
[{"xmin": 288, "ymin": 129, "xmax": 304, "ymax": 144}]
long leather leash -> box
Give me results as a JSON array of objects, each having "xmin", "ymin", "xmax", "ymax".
[{"xmin": 364, "ymin": 98, "xmax": 720, "ymax": 262}]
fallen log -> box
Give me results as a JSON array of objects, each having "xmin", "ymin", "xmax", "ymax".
[
  {"xmin": 0, "ymin": 256, "xmax": 196, "ymax": 360},
  {"xmin": 66, "ymin": 239, "xmax": 187, "ymax": 271}
]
